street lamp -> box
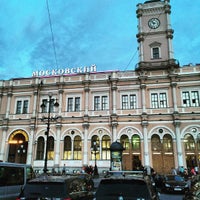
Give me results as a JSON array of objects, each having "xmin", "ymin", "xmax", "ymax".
[
  {"xmin": 40, "ymin": 93, "xmax": 59, "ymax": 174},
  {"xmin": 17, "ymin": 144, "xmax": 26, "ymax": 163},
  {"xmin": 91, "ymin": 141, "xmax": 99, "ymax": 177}
]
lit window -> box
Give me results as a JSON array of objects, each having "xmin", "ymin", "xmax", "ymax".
[
  {"xmin": 73, "ymin": 136, "xmax": 82, "ymax": 160},
  {"xmin": 132, "ymin": 135, "xmax": 140, "ymax": 151},
  {"xmin": 47, "ymin": 136, "xmax": 54, "ymax": 160},
  {"xmin": 63, "ymin": 136, "xmax": 71, "ymax": 160},
  {"xmin": 102, "ymin": 135, "xmax": 111, "ymax": 160}
]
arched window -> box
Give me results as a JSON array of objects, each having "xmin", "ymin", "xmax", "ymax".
[
  {"xmin": 131, "ymin": 135, "xmax": 140, "ymax": 151},
  {"xmin": 151, "ymin": 134, "xmax": 161, "ymax": 152},
  {"xmin": 47, "ymin": 136, "xmax": 54, "ymax": 160},
  {"xmin": 163, "ymin": 134, "xmax": 173, "ymax": 152},
  {"xmin": 91, "ymin": 135, "xmax": 100, "ymax": 160},
  {"xmin": 63, "ymin": 136, "xmax": 71, "ymax": 160},
  {"xmin": 36, "ymin": 137, "xmax": 44, "ymax": 160},
  {"xmin": 120, "ymin": 135, "xmax": 129, "ymax": 150},
  {"xmin": 102, "ymin": 135, "xmax": 111, "ymax": 160},
  {"xmin": 184, "ymin": 134, "xmax": 195, "ymax": 151},
  {"xmin": 73, "ymin": 136, "xmax": 82, "ymax": 160}
]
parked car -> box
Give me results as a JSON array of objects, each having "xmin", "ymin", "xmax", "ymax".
[
  {"xmin": 94, "ymin": 171, "xmax": 159, "ymax": 200},
  {"xmin": 161, "ymin": 174, "xmax": 189, "ymax": 193},
  {"xmin": 16, "ymin": 174, "xmax": 93, "ymax": 200}
]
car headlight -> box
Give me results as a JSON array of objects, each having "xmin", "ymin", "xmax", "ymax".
[
  {"xmin": 165, "ymin": 183, "xmax": 171, "ymax": 187},
  {"xmin": 185, "ymin": 184, "xmax": 189, "ymax": 188}
]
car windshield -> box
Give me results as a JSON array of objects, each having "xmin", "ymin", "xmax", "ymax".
[
  {"xmin": 95, "ymin": 179, "xmax": 151, "ymax": 199},
  {"xmin": 166, "ymin": 175, "xmax": 184, "ymax": 182},
  {"xmin": 23, "ymin": 182, "xmax": 68, "ymax": 198}
]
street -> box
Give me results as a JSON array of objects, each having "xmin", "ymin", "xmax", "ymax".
[{"xmin": 160, "ymin": 192, "xmax": 184, "ymax": 200}]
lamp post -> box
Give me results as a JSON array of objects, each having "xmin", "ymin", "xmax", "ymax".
[
  {"xmin": 17, "ymin": 144, "xmax": 26, "ymax": 163},
  {"xmin": 40, "ymin": 93, "xmax": 59, "ymax": 174},
  {"xmin": 91, "ymin": 141, "xmax": 99, "ymax": 177}
]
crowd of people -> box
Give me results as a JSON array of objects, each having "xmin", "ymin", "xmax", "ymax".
[{"xmin": 171, "ymin": 166, "xmax": 199, "ymax": 178}]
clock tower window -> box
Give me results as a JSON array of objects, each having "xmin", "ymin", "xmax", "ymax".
[{"xmin": 152, "ymin": 47, "xmax": 160, "ymax": 59}]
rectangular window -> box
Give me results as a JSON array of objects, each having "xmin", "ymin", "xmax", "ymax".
[
  {"xmin": 67, "ymin": 98, "xmax": 73, "ymax": 112},
  {"xmin": 159, "ymin": 93, "xmax": 167, "ymax": 108},
  {"xmin": 94, "ymin": 95, "xmax": 109, "ymax": 111},
  {"xmin": 67, "ymin": 97, "xmax": 80, "ymax": 112},
  {"xmin": 41, "ymin": 99, "xmax": 48, "ymax": 113},
  {"xmin": 152, "ymin": 47, "xmax": 159, "ymax": 59},
  {"xmin": 94, "ymin": 96, "xmax": 101, "ymax": 111},
  {"xmin": 75, "ymin": 97, "xmax": 80, "ymax": 111},
  {"xmin": 191, "ymin": 91, "xmax": 199, "ymax": 107},
  {"xmin": 182, "ymin": 91, "xmax": 199, "ymax": 107},
  {"xmin": 151, "ymin": 92, "xmax": 167, "ymax": 108},
  {"xmin": 23, "ymin": 100, "xmax": 28, "ymax": 114},
  {"xmin": 102, "ymin": 96, "xmax": 108, "ymax": 110},
  {"xmin": 16, "ymin": 100, "xmax": 29, "ymax": 114},
  {"xmin": 122, "ymin": 95, "xmax": 128, "ymax": 110},
  {"xmin": 130, "ymin": 94, "xmax": 136, "ymax": 109},
  {"xmin": 16, "ymin": 101, "xmax": 22, "ymax": 114},
  {"xmin": 151, "ymin": 93, "xmax": 158, "ymax": 108},
  {"xmin": 122, "ymin": 94, "xmax": 136, "ymax": 110}
]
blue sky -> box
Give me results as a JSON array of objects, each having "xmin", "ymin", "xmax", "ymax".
[{"xmin": 0, "ymin": 0, "xmax": 199, "ymax": 80}]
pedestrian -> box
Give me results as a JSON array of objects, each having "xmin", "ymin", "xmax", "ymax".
[
  {"xmin": 194, "ymin": 166, "xmax": 199, "ymax": 174},
  {"xmin": 171, "ymin": 167, "xmax": 177, "ymax": 175},
  {"xmin": 62, "ymin": 164, "xmax": 66, "ymax": 175}
]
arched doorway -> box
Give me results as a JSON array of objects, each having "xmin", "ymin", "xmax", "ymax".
[
  {"xmin": 8, "ymin": 130, "xmax": 28, "ymax": 164},
  {"xmin": 184, "ymin": 133, "xmax": 200, "ymax": 170},
  {"xmin": 151, "ymin": 134, "xmax": 174, "ymax": 174},
  {"xmin": 120, "ymin": 134, "xmax": 142, "ymax": 170}
]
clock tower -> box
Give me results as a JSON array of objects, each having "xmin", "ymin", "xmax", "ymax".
[{"xmin": 136, "ymin": 0, "xmax": 179, "ymax": 70}]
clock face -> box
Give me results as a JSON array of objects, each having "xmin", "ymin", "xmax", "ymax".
[{"xmin": 148, "ymin": 18, "xmax": 160, "ymax": 29}]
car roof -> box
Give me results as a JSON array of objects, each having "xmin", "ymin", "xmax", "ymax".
[{"xmin": 28, "ymin": 174, "xmax": 81, "ymax": 183}]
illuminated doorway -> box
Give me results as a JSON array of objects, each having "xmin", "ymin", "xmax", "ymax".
[{"xmin": 8, "ymin": 130, "xmax": 28, "ymax": 164}]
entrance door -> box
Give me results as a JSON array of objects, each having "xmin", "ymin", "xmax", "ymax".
[{"xmin": 8, "ymin": 131, "xmax": 28, "ymax": 164}]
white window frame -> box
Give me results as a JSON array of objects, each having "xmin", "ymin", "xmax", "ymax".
[
  {"xmin": 150, "ymin": 91, "xmax": 168, "ymax": 108},
  {"xmin": 120, "ymin": 92, "xmax": 137, "ymax": 110},
  {"xmin": 182, "ymin": 90, "xmax": 200, "ymax": 107},
  {"xmin": 15, "ymin": 98, "xmax": 29, "ymax": 114},
  {"xmin": 93, "ymin": 93, "xmax": 109, "ymax": 111},
  {"xmin": 150, "ymin": 42, "xmax": 161, "ymax": 60},
  {"xmin": 66, "ymin": 95, "xmax": 81, "ymax": 112}
]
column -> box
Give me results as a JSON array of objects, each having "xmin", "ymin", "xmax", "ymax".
[
  {"xmin": 55, "ymin": 124, "xmax": 62, "ymax": 165},
  {"xmin": 174, "ymin": 121, "xmax": 184, "ymax": 167},
  {"xmin": 32, "ymin": 91, "xmax": 38, "ymax": 117},
  {"xmin": 6, "ymin": 92, "xmax": 12, "ymax": 118},
  {"xmin": 171, "ymin": 83, "xmax": 178, "ymax": 112},
  {"xmin": 27, "ymin": 126, "xmax": 35, "ymax": 164},
  {"xmin": 83, "ymin": 73, "xmax": 90, "ymax": 116},
  {"xmin": 142, "ymin": 121, "xmax": 150, "ymax": 166},
  {"xmin": 112, "ymin": 123, "xmax": 118, "ymax": 142},
  {"xmin": 0, "ymin": 126, "xmax": 8, "ymax": 161},
  {"xmin": 141, "ymin": 84, "xmax": 146, "ymax": 113},
  {"xmin": 58, "ymin": 90, "xmax": 63, "ymax": 116},
  {"xmin": 82, "ymin": 123, "xmax": 89, "ymax": 165}
]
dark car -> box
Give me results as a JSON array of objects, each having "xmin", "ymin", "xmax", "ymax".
[
  {"xmin": 16, "ymin": 174, "xmax": 93, "ymax": 200},
  {"xmin": 94, "ymin": 171, "xmax": 159, "ymax": 200},
  {"xmin": 161, "ymin": 174, "xmax": 189, "ymax": 193}
]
